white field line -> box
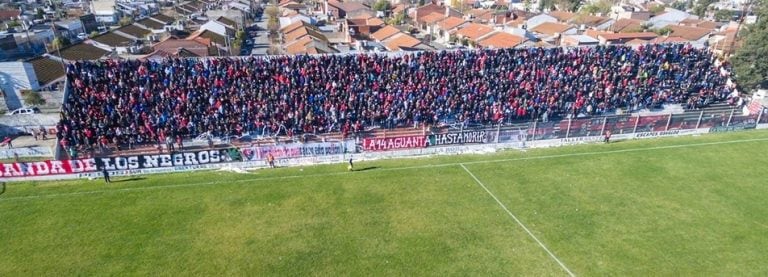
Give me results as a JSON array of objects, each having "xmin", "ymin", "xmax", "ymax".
[
  {"xmin": 0, "ymin": 137, "xmax": 766, "ymax": 202},
  {"xmin": 460, "ymin": 164, "xmax": 576, "ymax": 277}
]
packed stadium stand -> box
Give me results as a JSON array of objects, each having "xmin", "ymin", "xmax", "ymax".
[{"xmin": 58, "ymin": 44, "xmax": 737, "ymax": 157}]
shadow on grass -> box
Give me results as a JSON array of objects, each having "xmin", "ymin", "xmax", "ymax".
[
  {"xmin": 112, "ymin": 177, "xmax": 146, "ymax": 183},
  {"xmin": 0, "ymin": 182, "xmax": 5, "ymax": 195},
  {"xmin": 356, "ymin": 166, "xmax": 379, "ymax": 172}
]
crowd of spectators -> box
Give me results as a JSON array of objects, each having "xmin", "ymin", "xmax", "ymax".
[{"xmin": 58, "ymin": 44, "xmax": 734, "ymax": 150}]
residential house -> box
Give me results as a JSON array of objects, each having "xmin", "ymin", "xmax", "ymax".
[
  {"xmin": 0, "ymin": 9, "xmax": 21, "ymax": 22},
  {"xmin": 529, "ymin": 22, "xmax": 576, "ymax": 42},
  {"xmin": 200, "ymin": 19, "xmax": 236, "ymax": 38},
  {"xmin": 371, "ymin": 25, "xmax": 402, "ymax": 42},
  {"xmin": 666, "ymin": 25, "xmax": 711, "ymax": 47},
  {"xmin": 226, "ymin": 0, "xmax": 253, "ymax": 15},
  {"xmin": 561, "ymin": 34, "xmax": 599, "ymax": 46},
  {"xmin": 648, "ymin": 36, "xmax": 689, "ymax": 44},
  {"xmin": 346, "ymin": 15, "xmax": 385, "ymax": 37},
  {"xmin": 679, "ymin": 18, "xmax": 721, "ymax": 30},
  {"xmin": 412, "ymin": 3, "xmax": 461, "ymax": 25},
  {"xmin": 419, "ymin": 12, "xmax": 446, "ymax": 32},
  {"xmin": 392, "ymin": 4, "xmax": 407, "ymax": 15},
  {"xmin": 647, "ymin": 8, "xmax": 691, "ymax": 29},
  {"xmin": 281, "ymin": 22, "xmax": 337, "ymax": 55},
  {"xmin": 383, "ymin": 33, "xmax": 429, "ymax": 51},
  {"xmin": 324, "ymin": 0, "xmax": 372, "ymax": 19},
  {"xmin": 279, "ymin": 13, "xmax": 316, "ymax": 27},
  {"xmin": 284, "ymin": 36, "xmax": 337, "ymax": 55},
  {"xmin": 583, "ymin": 29, "xmax": 613, "ymax": 40},
  {"xmin": 147, "ymin": 36, "xmax": 210, "ymax": 58},
  {"xmin": 188, "ymin": 29, "xmax": 229, "ymax": 55},
  {"xmin": 54, "ymin": 19, "xmax": 86, "ymax": 40},
  {"xmin": 114, "ymin": 24, "xmax": 152, "ymax": 41},
  {"xmin": 175, "ymin": 0, "xmax": 205, "ymax": 18},
  {"xmin": 279, "ymin": 0, "xmax": 309, "ymax": 14},
  {"xmin": 206, "ymin": 10, "xmax": 246, "ymax": 30},
  {"xmin": 477, "ymin": 32, "xmax": 524, "ymax": 49},
  {"xmin": 284, "ymin": 25, "xmax": 327, "ymax": 43},
  {"xmin": 53, "ymin": 43, "xmax": 110, "ymax": 60},
  {"xmin": 91, "ymin": 0, "xmax": 120, "ymax": 24},
  {"xmin": 0, "ymin": 61, "xmax": 41, "ymax": 109},
  {"xmin": 465, "ymin": 9, "xmax": 492, "ymax": 22},
  {"xmin": 89, "ymin": 32, "xmax": 139, "ymax": 54},
  {"xmin": 79, "ymin": 14, "xmax": 100, "ymax": 34},
  {"xmin": 609, "ymin": 18, "xmax": 645, "ymax": 33},
  {"xmin": 115, "ymin": 1, "xmax": 159, "ymax": 18},
  {"xmin": 281, "ymin": 20, "xmax": 315, "ymax": 34},
  {"xmin": 524, "ymin": 13, "xmax": 557, "ymax": 30},
  {"xmin": 434, "ymin": 16, "xmax": 467, "ymax": 44},
  {"xmin": 597, "ymin": 32, "xmax": 657, "ymax": 45},
  {"xmin": 570, "ymin": 15, "xmax": 614, "ymax": 31},
  {"xmin": 136, "ymin": 14, "xmax": 176, "ymax": 34},
  {"xmin": 548, "ymin": 11, "xmax": 575, "ymax": 23},
  {"xmin": 454, "ymin": 23, "xmax": 494, "ymax": 46}
]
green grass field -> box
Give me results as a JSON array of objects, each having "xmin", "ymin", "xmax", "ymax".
[{"xmin": 2, "ymin": 130, "xmax": 768, "ymax": 276}]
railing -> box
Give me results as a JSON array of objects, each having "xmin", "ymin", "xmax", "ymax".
[{"xmin": 54, "ymin": 103, "xmax": 764, "ymax": 161}]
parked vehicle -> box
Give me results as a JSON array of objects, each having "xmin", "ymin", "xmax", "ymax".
[{"xmin": 5, "ymin": 107, "xmax": 40, "ymax": 115}]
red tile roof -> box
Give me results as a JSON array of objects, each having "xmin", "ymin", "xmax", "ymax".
[
  {"xmin": 455, "ymin": 23, "xmax": 494, "ymax": 41},
  {"xmin": 478, "ymin": 32, "xmax": 524, "ymax": 48},
  {"xmin": 371, "ymin": 25, "xmax": 401, "ymax": 41}
]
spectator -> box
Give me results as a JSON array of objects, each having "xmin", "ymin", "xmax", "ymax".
[
  {"xmin": 58, "ymin": 45, "xmax": 733, "ymax": 151},
  {"xmin": 3, "ymin": 136, "xmax": 11, "ymax": 149}
]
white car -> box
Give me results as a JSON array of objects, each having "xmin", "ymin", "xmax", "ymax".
[
  {"xmin": 77, "ymin": 33, "xmax": 88, "ymax": 40},
  {"xmin": 6, "ymin": 107, "xmax": 40, "ymax": 115}
]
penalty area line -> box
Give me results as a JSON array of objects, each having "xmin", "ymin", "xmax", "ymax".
[
  {"xmin": 0, "ymin": 136, "xmax": 766, "ymax": 202},
  {"xmin": 460, "ymin": 164, "xmax": 576, "ymax": 277}
]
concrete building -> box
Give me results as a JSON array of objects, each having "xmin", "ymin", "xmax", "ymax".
[{"xmin": 0, "ymin": 62, "xmax": 40, "ymax": 110}]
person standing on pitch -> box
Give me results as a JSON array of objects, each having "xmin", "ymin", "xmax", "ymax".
[
  {"xmin": 267, "ymin": 153, "xmax": 275, "ymax": 168},
  {"xmin": 348, "ymin": 158, "xmax": 354, "ymax": 171},
  {"xmin": 101, "ymin": 165, "xmax": 111, "ymax": 183}
]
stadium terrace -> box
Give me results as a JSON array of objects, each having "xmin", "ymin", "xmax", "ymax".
[{"xmin": 59, "ymin": 44, "xmax": 735, "ymax": 153}]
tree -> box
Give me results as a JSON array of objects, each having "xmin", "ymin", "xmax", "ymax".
[
  {"xmin": 119, "ymin": 16, "xmax": 133, "ymax": 27},
  {"xmin": 267, "ymin": 16, "xmax": 280, "ymax": 36},
  {"xmin": 22, "ymin": 90, "xmax": 46, "ymax": 106},
  {"xmin": 388, "ymin": 12, "xmax": 406, "ymax": 25},
  {"xmin": 714, "ymin": 9, "xmax": 733, "ymax": 22},
  {"xmin": 373, "ymin": 0, "xmax": 391, "ymax": 11},
  {"xmin": 555, "ymin": 0, "xmax": 583, "ymax": 12},
  {"xmin": 732, "ymin": 0, "xmax": 768, "ymax": 90},
  {"xmin": 89, "ymin": 31, "xmax": 100, "ymax": 38},
  {"xmin": 693, "ymin": 0, "xmax": 716, "ymax": 17},
  {"xmin": 648, "ymin": 4, "xmax": 666, "ymax": 14},
  {"xmin": 51, "ymin": 36, "xmax": 70, "ymax": 49},
  {"xmin": 265, "ymin": 6, "xmax": 279, "ymax": 19},
  {"xmin": 580, "ymin": 0, "xmax": 612, "ymax": 15},
  {"xmin": 671, "ymin": 1, "xmax": 687, "ymax": 11},
  {"xmin": 652, "ymin": 26, "xmax": 673, "ymax": 36},
  {"xmin": 6, "ymin": 19, "xmax": 21, "ymax": 28},
  {"xmin": 36, "ymin": 8, "xmax": 44, "ymax": 19}
]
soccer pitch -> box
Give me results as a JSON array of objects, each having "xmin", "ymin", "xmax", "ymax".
[{"xmin": 2, "ymin": 131, "xmax": 768, "ymax": 276}]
